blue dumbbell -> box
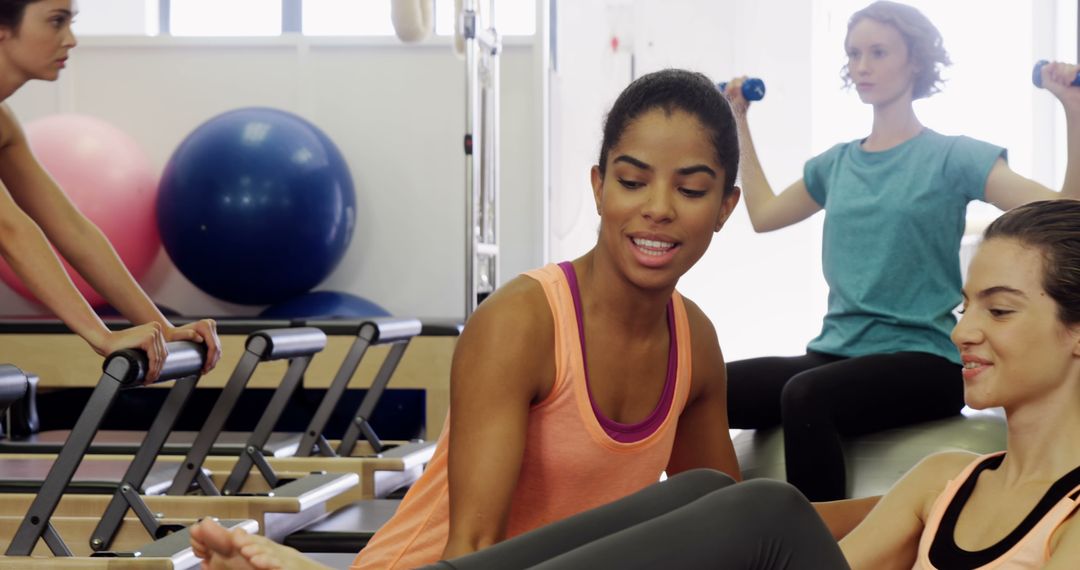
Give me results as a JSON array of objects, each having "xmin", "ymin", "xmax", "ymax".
[
  {"xmin": 1032, "ymin": 60, "xmax": 1080, "ymax": 88},
  {"xmin": 718, "ymin": 77, "xmax": 766, "ymax": 101}
]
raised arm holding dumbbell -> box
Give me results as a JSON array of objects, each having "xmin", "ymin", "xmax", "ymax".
[{"xmin": 722, "ymin": 0, "xmax": 1080, "ymax": 504}]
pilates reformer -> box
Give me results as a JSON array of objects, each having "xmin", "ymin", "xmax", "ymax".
[
  {"xmin": 0, "ymin": 347, "xmax": 260, "ymax": 568},
  {"xmin": 3, "ymin": 318, "xmax": 452, "ymax": 504},
  {"xmin": 0, "ymin": 330, "xmax": 360, "ymax": 552}
]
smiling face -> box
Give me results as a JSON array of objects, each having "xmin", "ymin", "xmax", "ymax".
[
  {"xmin": 0, "ymin": 0, "xmax": 77, "ymax": 82},
  {"xmin": 844, "ymin": 17, "xmax": 917, "ymax": 107},
  {"xmin": 591, "ymin": 107, "xmax": 739, "ymax": 292},
  {"xmin": 952, "ymin": 237, "xmax": 1080, "ymax": 411}
]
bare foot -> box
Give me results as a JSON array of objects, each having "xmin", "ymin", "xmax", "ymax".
[{"xmin": 190, "ymin": 519, "xmax": 334, "ymax": 570}]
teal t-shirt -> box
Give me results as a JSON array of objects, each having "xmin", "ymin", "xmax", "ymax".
[{"xmin": 803, "ymin": 129, "xmax": 1005, "ymax": 364}]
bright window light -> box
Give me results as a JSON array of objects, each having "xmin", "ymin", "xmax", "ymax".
[
  {"xmin": 436, "ymin": 0, "xmax": 535, "ymax": 36},
  {"xmin": 494, "ymin": 0, "xmax": 535, "ymax": 35},
  {"xmin": 811, "ymin": 0, "xmax": 1034, "ymax": 190},
  {"xmin": 72, "ymin": 0, "xmax": 158, "ymax": 36},
  {"xmin": 303, "ymin": 0, "xmax": 394, "ymax": 36},
  {"xmin": 171, "ymin": 0, "xmax": 282, "ymax": 37},
  {"xmin": 812, "ymin": 0, "xmax": 1032, "ymax": 172}
]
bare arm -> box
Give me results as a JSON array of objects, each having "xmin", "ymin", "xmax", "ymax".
[
  {"xmin": 666, "ymin": 299, "xmax": 740, "ymax": 480},
  {"xmin": 813, "ymin": 496, "xmax": 881, "ymax": 541},
  {"xmin": 0, "ymin": 105, "xmax": 169, "ymax": 327},
  {"xmin": 0, "ymin": 105, "xmax": 220, "ymax": 375},
  {"xmin": 0, "ymin": 177, "xmax": 112, "ymax": 348},
  {"xmin": 442, "ymin": 277, "xmax": 552, "ymax": 558},
  {"xmin": 985, "ymin": 62, "xmax": 1080, "ymax": 208},
  {"xmin": 726, "ymin": 82, "xmax": 822, "ymax": 233},
  {"xmin": 840, "ymin": 451, "xmax": 973, "ymax": 570}
]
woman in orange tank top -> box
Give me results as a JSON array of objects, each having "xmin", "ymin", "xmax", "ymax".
[
  {"xmin": 432, "ymin": 201, "xmax": 1080, "ymax": 570},
  {"xmin": 189, "ymin": 61, "xmax": 1080, "ymax": 570},
  {"xmin": 191, "ymin": 69, "xmax": 750, "ymax": 570}
]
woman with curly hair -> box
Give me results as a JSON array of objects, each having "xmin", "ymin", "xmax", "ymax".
[{"xmin": 724, "ymin": 0, "xmax": 1080, "ymax": 501}]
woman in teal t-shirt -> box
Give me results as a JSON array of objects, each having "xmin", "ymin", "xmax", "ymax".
[{"xmin": 724, "ymin": 0, "xmax": 1080, "ymax": 501}]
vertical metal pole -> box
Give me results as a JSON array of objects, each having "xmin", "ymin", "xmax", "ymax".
[
  {"xmin": 464, "ymin": 0, "xmax": 479, "ymax": 319},
  {"xmin": 464, "ymin": 0, "xmax": 501, "ymax": 319},
  {"xmin": 490, "ymin": 0, "xmax": 501, "ymax": 299}
]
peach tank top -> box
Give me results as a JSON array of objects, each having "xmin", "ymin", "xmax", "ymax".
[{"xmin": 352, "ymin": 263, "xmax": 693, "ymax": 569}]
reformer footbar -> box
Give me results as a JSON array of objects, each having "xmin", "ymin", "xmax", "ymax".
[
  {"xmin": 166, "ymin": 327, "xmax": 329, "ymax": 496},
  {"xmin": 0, "ymin": 327, "xmax": 327, "ymax": 497},
  {"xmin": 3, "ymin": 342, "xmax": 256, "ymax": 564},
  {"xmin": 191, "ymin": 318, "xmax": 450, "ymax": 503},
  {"xmin": 87, "ymin": 328, "xmax": 358, "ymax": 551},
  {"xmin": 280, "ymin": 320, "xmax": 466, "ymax": 554},
  {"xmin": 0, "ymin": 329, "xmax": 359, "ymax": 554},
  {"xmin": 293, "ymin": 318, "xmax": 425, "ymax": 459},
  {"xmin": 0, "ymin": 319, "xmax": 304, "ymax": 457},
  {"xmin": 4, "ymin": 318, "xmax": 439, "ymax": 467},
  {"xmin": 0, "ymin": 318, "xmax": 445, "ymax": 516}
]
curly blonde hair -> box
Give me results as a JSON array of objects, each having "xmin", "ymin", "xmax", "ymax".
[{"xmin": 842, "ymin": 1, "xmax": 951, "ymax": 100}]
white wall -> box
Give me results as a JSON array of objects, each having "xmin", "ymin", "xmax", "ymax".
[
  {"xmin": 548, "ymin": 0, "xmax": 1068, "ymax": 362},
  {"xmin": 550, "ymin": 0, "xmax": 824, "ymax": 361},
  {"xmin": 5, "ymin": 0, "xmax": 1071, "ymax": 352},
  {"xmin": 0, "ymin": 37, "xmax": 543, "ymax": 319}
]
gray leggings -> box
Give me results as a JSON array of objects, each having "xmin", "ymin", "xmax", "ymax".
[{"xmin": 419, "ymin": 470, "xmax": 850, "ymax": 570}]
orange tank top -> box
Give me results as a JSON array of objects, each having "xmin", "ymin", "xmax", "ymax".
[
  {"xmin": 912, "ymin": 452, "xmax": 1080, "ymax": 569},
  {"xmin": 352, "ymin": 263, "xmax": 694, "ymax": 570}
]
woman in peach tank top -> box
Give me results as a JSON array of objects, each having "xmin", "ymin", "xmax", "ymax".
[
  {"xmin": 398, "ymin": 198, "xmax": 1080, "ymax": 570},
  {"xmin": 189, "ymin": 64, "xmax": 1080, "ymax": 570},
  {"xmin": 189, "ymin": 68, "xmax": 749, "ymax": 570}
]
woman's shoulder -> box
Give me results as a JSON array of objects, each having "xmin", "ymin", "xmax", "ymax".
[
  {"xmin": 462, "ymin": 274, "xmax": 554, "ymax": 347},
  {"xmin": 920, "ymin": 129, "xmax": 1003, "ymax": 153},
  {"xmin": 804, "ymin": 140, "xmax": 863, "ymax": 177},
  {"xmin": 903, "ymin": 451, "xmax": 984, "ymax": 516},
  {"xmin": 678, "ymin": 294, "xmax": 724, "ymax": 375},
  {"xmin": 677, "ymin": 295, "xmax": 716, "ymax": 342},
  {"xmin": 0, "ymin": 104, "xmax": 22, "ymax": 148},
  {"xmin": 453, "ymin": 274, "xmax": 556, "ymax": 391},
  {"xmin": 809, "ymin": 140, "xmax": 856, "ymax": 162},
  {"xmin": 912, "ymin": 450, "xmax": 982, "ymax": 481}
]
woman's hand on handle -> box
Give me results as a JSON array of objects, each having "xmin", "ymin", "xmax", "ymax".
[
  {"xmin": 94, "ymin": 319, "xmax": 221, "ymax": 383},
  {"xmin": 164, "ymin": 319, "xmax": 221, "ymax": 375},
  {"xmin": 93, "ymin": 322, "xmax": 168, "ymax": 384}
]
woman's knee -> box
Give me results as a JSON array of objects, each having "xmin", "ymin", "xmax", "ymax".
[
  {"xmin": 780, "ymin": 370, "xmax": 834, "ymax": 417},
  {"xmin": 664, "ymin": 469, "xmax": 736, "ymax": 495},
  {"xmin": 706, "ymin": 479, "xmax": 813, "ymax": 527}
]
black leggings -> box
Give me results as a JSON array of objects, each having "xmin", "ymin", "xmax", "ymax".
[
  {"xmin": 727, "ymin": 351, "xmax": 963, "ymax": 501},
  {"xmin": 420, "ymin": 470, "xmax": 849, "ymax": 570}
]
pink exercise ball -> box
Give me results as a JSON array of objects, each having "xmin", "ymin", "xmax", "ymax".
[{"xmin": 0, "ymin": 114, "xmax": 160, "ymax": 308}]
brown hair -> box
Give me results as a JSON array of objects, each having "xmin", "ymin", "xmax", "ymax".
[
  {"xmin": 984, "ymin": 200, "xmax": 1080, "ymax": 325},
  {"xmin": 843, "ymin": 1, "xmax": 951, "ymax": 100}
]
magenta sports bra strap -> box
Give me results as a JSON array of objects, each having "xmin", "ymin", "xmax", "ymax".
[{"xmin": 557, "ymin": 261, "xmax": 678, "ymax": 443}]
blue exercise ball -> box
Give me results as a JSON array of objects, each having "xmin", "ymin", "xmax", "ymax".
[
  {"xmin": 157, "ymin": 108, "xmax": 356, "ymax": 305},
  {"xmin": 259, "ymin": 290, "xmax": 390, "ymax": 319}
]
